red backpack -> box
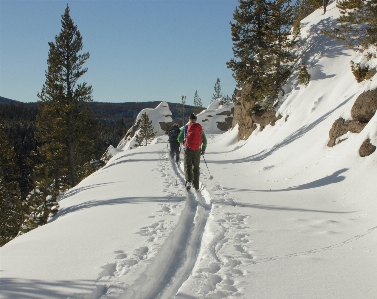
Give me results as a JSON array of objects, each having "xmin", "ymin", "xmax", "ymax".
[{"xmin": 184, "ymin": 122, "xmax": 203, "ymax": 150}]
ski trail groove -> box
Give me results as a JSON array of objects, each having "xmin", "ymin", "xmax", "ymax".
[
  {"xmin": 120, "ymin": 150, "xmax": 212, "ymax": 299},
  {"xmin": 253, "ymin": 225, "xmax": 377, "ymax": 264}
]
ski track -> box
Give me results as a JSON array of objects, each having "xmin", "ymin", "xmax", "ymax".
[
  {"xmin": 251, "ymin": 225, "xmax": 377, "ymax": 264},
  {"xmin": 147, "ymin": 150, "xmax": 212, "ymax": 299},
  {"xmin": 67, "ymin": 145, "xmax": 377, "ymax": 299},
  {"xmin": 70, "ymin": 146, "xmax": 254, "ymax": 299},
  {"xmin": 68, "ymin": 147, "xmax": 212, "ymax": 299},
  {"xmin": 118, "ymin": 148, "xmax": 212, "ymax": 299}
]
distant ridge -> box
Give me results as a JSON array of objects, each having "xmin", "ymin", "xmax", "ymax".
[
  {"xmin": 0, "ymin": 97, "xmax": 199, "ymax": 123},
  {"xmin": 0, "ymin": 96, "xmax": 19, "ymax": 104}
]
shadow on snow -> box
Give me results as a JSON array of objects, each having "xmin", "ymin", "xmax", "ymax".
[
  {"xmin": 51, "ymin": 196, "xmax": 184, "ymax": 222},
  {"xmin": 206, "ymin": 96, "xmax": 354, "ymax": 164},
  {"xmin": 0, "ymin": 277, "xmax": 97, "ymax": 299}
]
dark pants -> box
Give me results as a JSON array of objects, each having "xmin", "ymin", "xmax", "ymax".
[
  {"xmin": 184, "ymin": 148, "xmax": 201, "ymax": 190},
  {"xmin": 170, "ymin": 141, "xmax": 180, "ymax": 163}
]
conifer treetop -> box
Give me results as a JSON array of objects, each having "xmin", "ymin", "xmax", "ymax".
[{"xmin": 38, "ymin": 4, "xmax": 92, "ymax": 104}]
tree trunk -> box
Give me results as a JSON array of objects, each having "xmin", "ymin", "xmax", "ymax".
[
  {"xmin": 323, "ymin": 0, "xmax": 329, "ymax": 14},
  {"xmin": 68, "ymin": 113, "xmax": 76, "ymax": 187}
]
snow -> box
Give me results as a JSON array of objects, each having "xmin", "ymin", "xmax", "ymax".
[{"xmin": 1, "ymin": 2, "xmax": 377, "ymax": 298}]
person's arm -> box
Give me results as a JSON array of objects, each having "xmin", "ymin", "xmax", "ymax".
[
  {"xmin": 177, "ymin": 127, "xmax": 185, "ymax": 143},
  {"xmin": 201, "ymin": 132, "xmax": 207, "ymax": 152}
]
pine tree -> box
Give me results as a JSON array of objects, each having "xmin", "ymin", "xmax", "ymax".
[
  {"xmin": 134, "ymin": 113, "xmax": 156, "ymax": 147},
  {"xmin": 212, "ymin": 78, "xmax": 222, "ymax": 102},
  {"xmin": 298, "ymin": 64, "xmax": 311, "ymax": 86},
  {"xmin": 323, "ymin": 0, "xmax": 330, "ymax": 14},
  {"xmin": 193, "ymin": 90, "xmax": 203, "ymax": 114},
  {"xmin": 36, "ymin": 5, "xmax": 101, "ymax": 193},
  {"xmin": 222, "ymin": 95, "xmax": 232, "ymax": 106},
  {"xmin": 21, "ymin": 164, "xmax": 59, "ymax": 233},
  {"xmin": 0, "ymin": 126, "xmax": 22, "ymax": 246},
  {"xmin": 232, "ymin": 87, "xmax": 241, "ymax": 103},
  {"xmin": 265, "ymin": 0, "xmax": 297, "ymax": 108},
  {"xmin": 227, "ymin": 0, "xmax": 297, "ymax": 111},
  {"xmin": 331, "ymin": 0, "xmax": 377, "ymax": 51},
  {"xmin": 293, "ymin": 0, "xmax": 322, "ymax": 31},
  {"xmin": 227, "ymin": 0, "xmax": 271, "ymax": 104}
]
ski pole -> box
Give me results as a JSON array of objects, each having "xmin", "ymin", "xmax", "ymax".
[{"xmin": 201, "ymin": 153, "xmax": 213, "ymax": 180}]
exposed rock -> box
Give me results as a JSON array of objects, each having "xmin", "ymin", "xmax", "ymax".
[
  {"xmin": 215, "ymin": 108, "xmax": 234, "ymax": 131},
  {"xmin": 232, "ymin": 84, "xmax": 253, "ymax": 139},
  {"xmin": 159, "ymin": 122, "xmax": 174, "ymax": 132},
  {"xmin": 216, "ymin": 108, "xmax": 234, "ymax": 117},
  {"xmin": 328, "ymin": 89, "xmax": 377, "ymax": 148},
  {"xmin": 359, "ymin": 138, "xmax": 376, "ymax": 157},
  {"xmin": 271, "ymin": 114, "xmax": 283, "ymax": 126},
  {"xmin": 327, "ymin": 118, "xmax": 366, "ymax": 147},
  {"xmin": 233, "ymin": 99, "xmax": 254, "ymax": 139},
  {"xmin": 351, "ymin": 89, "xmax": 377, "ymax": 123},
  {"xmin": 252, "ymin": 110, "xmax": 282, "ymax": 131},
  {"xmin": 217, "ymin": 117, "xmax": 233, "ymax": 131},
  {"xmin": 232, "ymin": 84, "xmax": 282, "ymax": 140}
]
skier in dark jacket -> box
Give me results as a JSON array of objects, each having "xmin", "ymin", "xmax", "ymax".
[
  {"xmin": 166, "ymin": 123, "xmax": 181, "ymax": 163},
  {"xmin": 177, "ymin": 113, "xmax": 207, "ymax": 191}
]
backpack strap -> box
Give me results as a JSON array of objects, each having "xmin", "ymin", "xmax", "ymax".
[{"xmin": 183, "ymin": 124, "xmax": 188, "ymax": 143}]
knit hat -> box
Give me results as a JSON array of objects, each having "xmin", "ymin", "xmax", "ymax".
[{"xmin": 189, "ymin": 113, "xmax": 197, "ymax": 120}]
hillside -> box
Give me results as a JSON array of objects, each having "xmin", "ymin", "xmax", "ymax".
[
  {"xmin": 0, "ymin": 99, "xmax": 200, "ymax": 125},
  {"xmin": 1, "ymin": 3, "xmax": 377, "ymax": 299},
  {"xmin": 0, "ymin": 96, "xmax": 19, "ymax": 104}
]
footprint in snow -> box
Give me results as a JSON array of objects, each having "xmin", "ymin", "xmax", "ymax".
[
  {"xmin": 97, "ymin": 263, "xmax": 117, "ymax": 279},
  {"xmin": 134, "ymin": 246, "xmax": 149, "ymax": 260}
]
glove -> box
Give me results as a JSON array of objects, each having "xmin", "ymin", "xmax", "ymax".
[{"xmin": 201, "ymin": 149, "xmax": 205, "ymax": 155}]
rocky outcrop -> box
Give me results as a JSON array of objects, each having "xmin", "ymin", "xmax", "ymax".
[
  {"xmin": 252, "ymin": 110, "xmax": 282, "ymax": 131},
  {"xmin": 232, "ymin": 84, "xmax": 282, "ymax": 140},
  {"xmin": 327, "ymin": 118, "xmax": 366, "ymax": 147},
  {"xmin": 159, "ymin": 122, "xmax": 174, "ymax": 132},
  {"xmin": 216, "ymin": 108, "xmax": 234, "ymax": 131},
  {"xmin": 328, "ymin": 89, "xmax": 377, "ymax": 148},
  {"xmin": 217, "ymin": 117, "xmax": 233, "ymax": 131},
  {"xmin": 232, "ymin": 95, "xmax": 255, "ymax": 140},
  {"xmin": 351, "ymin": 89, "xmax": 377, "ymax": 122},
  {"xmin": 359, "ymin": 139, "xmax": 376, "ymax": 157}
]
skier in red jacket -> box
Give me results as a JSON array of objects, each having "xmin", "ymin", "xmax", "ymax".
[{"xmin": 177, "ymin": 113, "xmax": 207, "ymax": 191}]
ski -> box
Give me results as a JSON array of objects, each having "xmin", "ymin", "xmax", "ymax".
[{"xmin": 185, "ymin": 181, "xmax": 192, "ymax": 192}]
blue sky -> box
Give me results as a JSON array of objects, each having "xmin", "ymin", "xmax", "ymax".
[{"xmin": 0, "ymin": 0, "xmax": 239, "ymax": 107}]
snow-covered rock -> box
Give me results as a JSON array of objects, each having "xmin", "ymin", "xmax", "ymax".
[
  {"xmin": 197, "ymin": 99, "xmax": 234, "ymax": 134},
  {"xmin": 117, "ymin": 101, "xmax": 173, "ymax": 151}
]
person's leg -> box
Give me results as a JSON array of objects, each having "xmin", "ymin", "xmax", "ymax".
[
  {"xmin": 184, "ymin": 148, "xmax": 193, "ymax": 183},
  {"xmin": 169, "ymin": 142, "xmax": 174, "ymax": 160},
  {"xmin": 174, "ymin": 143, "xmax": 180, "ymax": 163},
  {"xmin": 192, "ymin": 149, "xmax": 201, "ymax": 190}
]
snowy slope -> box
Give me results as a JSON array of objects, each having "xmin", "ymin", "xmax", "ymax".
[{"xmin": 1, "ymin": 2, "xmax": 377, "ymax": 299}]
